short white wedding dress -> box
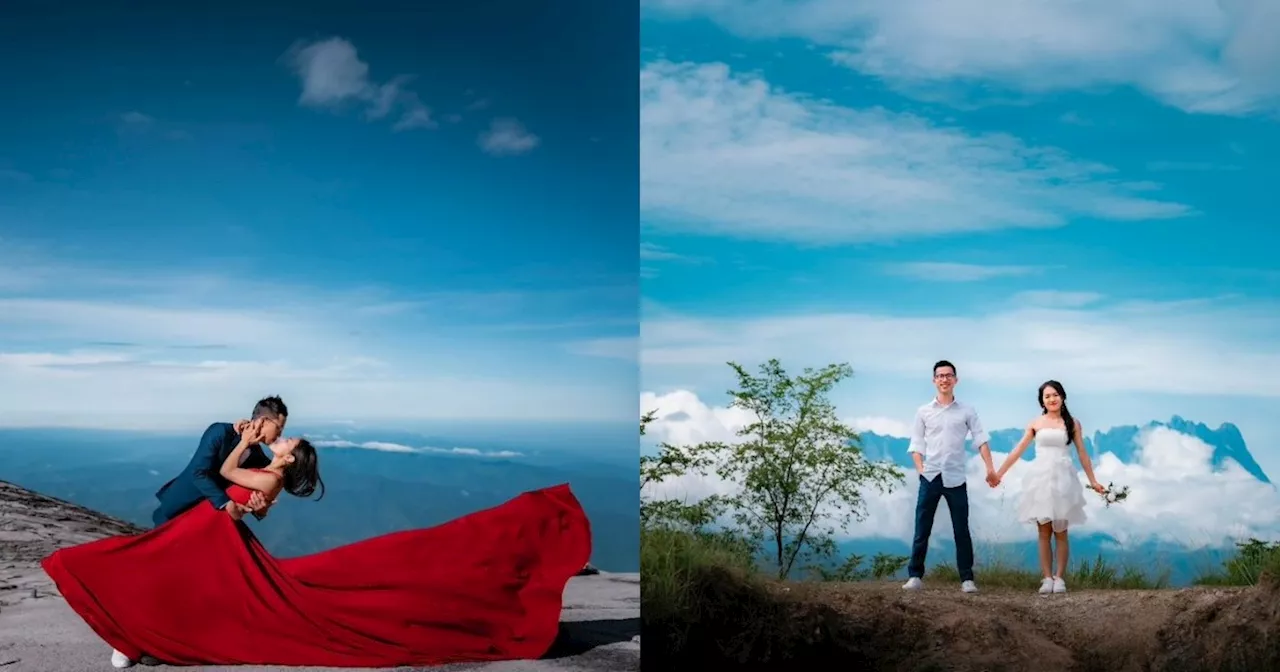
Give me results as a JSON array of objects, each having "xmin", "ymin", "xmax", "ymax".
[{"xmin": 1016, "ymin": 427, "xmax": 1088, "ymax": 531}]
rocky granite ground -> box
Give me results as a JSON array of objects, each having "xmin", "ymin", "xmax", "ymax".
[{"xmin": 0, "ymin": 480, "xmax": 639, "ymax": 672}]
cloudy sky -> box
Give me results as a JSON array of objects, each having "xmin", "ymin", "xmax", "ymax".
[
  {"xmin": 634, "ymin": 0, "xmax": 1280, "ymax": 488},
  {"xmin": 0, "ymin": 2, "xmax": 637, "ymax": 430}
]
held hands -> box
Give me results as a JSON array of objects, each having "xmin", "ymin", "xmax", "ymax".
[
  {"xmin": 985, "ymin": 470, "xmax": 1001, "ymax": 488},
  {"xmin": 223, "ymin": 500, "xmax": 248, "ymax": 521},
  {"xmin": 245, "ymin": 491, "xmax": 269, "ymax": 513}
]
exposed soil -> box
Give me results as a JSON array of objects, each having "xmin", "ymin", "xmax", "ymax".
[{"xmin": 644, "ymin": 564, "xmax": 1280, "ymax": 672}]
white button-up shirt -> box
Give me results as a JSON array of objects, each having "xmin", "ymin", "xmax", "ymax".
[{"xmin": 907, "ymin": 398, "xmax": 990, "ymax": 488}]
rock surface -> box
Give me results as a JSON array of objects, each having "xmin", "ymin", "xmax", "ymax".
[{"xmin": 0, "ymin": 480, "xmax": 639, "ymax": 672}]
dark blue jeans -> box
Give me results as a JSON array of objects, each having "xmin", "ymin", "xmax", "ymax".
[{"xmin": 907, "ymin": 474, "xmax": 975, "ymax": 581}]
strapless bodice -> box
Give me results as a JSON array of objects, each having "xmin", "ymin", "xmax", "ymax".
[{"xmin": 1034, "ymin": 427, "xmax": 1070, "ymax": 453}]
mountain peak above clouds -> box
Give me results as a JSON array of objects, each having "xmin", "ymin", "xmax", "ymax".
[
  {"xmin": 1087, "ymin": 417, "xmax": 1269, "ymax": 484},
  {"xmin": 855, "ymin": 417, "xmax": 1270, "ymax": 485}
]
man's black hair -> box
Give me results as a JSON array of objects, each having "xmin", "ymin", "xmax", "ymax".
[
  {"xmin": 251, "ymin": 395, "xmax": 288, "ymax": 420},
  {"xmin": 933, "ymin": 360, "xmax": 957, "ymax": 376}
]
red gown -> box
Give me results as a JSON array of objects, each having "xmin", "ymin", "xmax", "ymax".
[{"xmin": 41, "ymin": 477, "xmax": 592, "ymax": 667}]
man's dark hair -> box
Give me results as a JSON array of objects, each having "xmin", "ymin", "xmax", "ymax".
[
  {"xmin": 933, "ymin": 360, "xmax": 957, "ymax": 376},
  {"xmin": 251, "ymin": 395, "xmax": 288, "ymax": 420}
]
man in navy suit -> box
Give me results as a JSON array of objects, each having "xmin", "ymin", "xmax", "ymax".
[
  {"xmin": 111, "ymin": 398, "xmax": 290, "ymax": 668},
  {"xmin": 151, "ymin": 396, "xmax": 289, "ymax": 527}
]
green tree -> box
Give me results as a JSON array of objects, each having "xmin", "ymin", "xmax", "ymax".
[
  {"xmin": 639, "ymin": 410, "xmax": 729, "ymax": 533},
  {"xmin": 706, "ymin": 360, "xmax": 904, "ymax": 579}
]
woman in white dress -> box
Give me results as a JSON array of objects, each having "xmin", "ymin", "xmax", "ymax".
[{"xmin": 993, "ymin": 380, "xmax": 1106, "ymax": 595}]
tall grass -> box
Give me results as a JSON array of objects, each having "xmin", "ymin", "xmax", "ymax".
[
  {"xmin": 1194, "ymin": 539, "xmax": 1280, "ymax": 586},
  {"xmin": 640, "ymin": 527, "xmax": 757, "ymax": 623},
  {"xmin": 927, "ymin": 554, "xmax": 1171, "ymax": 589}
]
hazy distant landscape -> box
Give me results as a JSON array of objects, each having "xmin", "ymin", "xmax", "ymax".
[{"xmin": 0, "ymin": 420, "xmax": 639, "ymax": 572}]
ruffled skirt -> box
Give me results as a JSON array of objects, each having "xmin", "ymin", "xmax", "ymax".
[{"xmin": 1016, "ymin": 454, "xmax": 1088, "ymax": 532}]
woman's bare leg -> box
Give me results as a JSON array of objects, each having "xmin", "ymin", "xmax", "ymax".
[
  {"xmin": 1053, "ymin": 528, "xmax": 1069, "ymax": 578},
  {"xmin": 1037, "ymin": 523, "xmax": 1054, "ymax": 578}
]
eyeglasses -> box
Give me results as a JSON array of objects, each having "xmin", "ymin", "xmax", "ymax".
[{"xmin": 934, "ymin": 373, "xmax": 956, "ymax": 380}]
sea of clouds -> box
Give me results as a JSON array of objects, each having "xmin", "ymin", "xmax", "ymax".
[{"xmin": 642, "ymin": 390, "xmax": 1280, "ymax": 549}]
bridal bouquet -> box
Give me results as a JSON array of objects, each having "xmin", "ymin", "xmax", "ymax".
[{"xmin": 1096, "ymin": 482, "xmax": 1130, "ymax": 508}]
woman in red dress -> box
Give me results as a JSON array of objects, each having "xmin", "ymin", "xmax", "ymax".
[{"xmin": 41, "ymin": 419, "xmax": 593, "ymax": 668}]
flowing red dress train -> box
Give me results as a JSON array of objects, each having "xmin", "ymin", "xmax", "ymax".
[{"xmin": 41, "ymin": 483, "xmax": 592, "ymax": 667}]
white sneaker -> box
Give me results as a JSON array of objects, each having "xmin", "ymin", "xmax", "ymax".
[
  {"xmin": 902, "ymin": 577, "xmax": 924, "ymax": 590},
  {"xmin": 960, "ymin": 580, "xmax": 978, "ymax": 593},
  {"xmin": 1053, "ymin": 576, "xmax": 1067, "ymax": 593},
  {"xmin": 1038, "ymin": 577, "xmax": 1054, "ymax": 594},
  {"xmin": 111, "ymin": 649, "xmax": 134, "ymax": 669}
]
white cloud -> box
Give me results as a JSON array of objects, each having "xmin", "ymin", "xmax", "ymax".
[
  {"xmin": 640, "ymin": 242, "xmax": 686, "ymax": 261},
  {"xmin": 283, "ymin": 37, "xmax": 436, "ymax": 133},
  {"xmin": 639, "ymin": 296, "xmax": 1280, "ymax": 399},
  {"xmin": 641, "ymin": 389, "xmax": 756, "ymax": 445},
  {"xmin": 392, "ymin": 97, "xmax": 438, "ymax": 131},
  {"xmin": 849, "ymin": 415, "xmax": 911, "ymax": 439},
  {"xmin": 0, "ymin": 260, "xmax": 632, "ymax": 427},
  {"xmin": 478, "ymin": 118, "xmax": 541, "ymax": 156},
  {"xmin": 644, "ymin": 0, "xmax": 1280, "ymax": 116},
  {"xmin": 310, "ymin": 438, "xmax": 522, "ymax": 458},
  {"xmin": 885, "ymin": 262, "xmax": 1040, "ymax": 282},
  {"xmin": 640, "ymin": 61, "xmax": 1190, "ymax": 244},
  {"xmin": 642, "ymin": 389, "xmax": 1280, "ymax": 547}
]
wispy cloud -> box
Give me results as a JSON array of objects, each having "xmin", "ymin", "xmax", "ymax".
[
  {"xmin": 310, "ymin": 438, "xmax": 522, "ymax": 458},
  {"xmin": 119, "ymin": 111, "xmax": 154, "ymax": 128},
  {"xmin": 637, "ymin": 294, "xmax": 1280, "ymax": 398},
  {"xmin": 645, "ymin": 0, "xmax": 1280, "ymax": 116},
  {"xmin": 884, "ymin": 262, "xmax": 1040, "ymax": 282},
  {"xmin": 0, "ymin": 247, "xmax": 633, "ymax": 428},
  {"xmin": 1011, "ymin": 290, "xmax": 1104, "ymax": 308},
  {"xmin": 640, "ymin": 242, "xmax": 687, "ymax": 261},
  {"xmin": 478, "ymin": 118, "xmax": 540, "ymax": 156},
  {"xmin": 283, "ymin": 37, "xmax": 436, "ymax": 133},
  {"xmin": 640, "ymin": 61, "xmax": 1191, "ymax": 244},
  {"xmin": 1146, "ymin": 161, "xmax": 1243, "ymax": 172},
  {"xmin": 641, "ymin": 242, "xmax": 710, "ymax": 279},
  {"xmin": 565, "ymin": 336, "xmax": 637, "ymax": 361}
]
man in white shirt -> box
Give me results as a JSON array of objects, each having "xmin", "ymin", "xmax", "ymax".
[{"xmin": 902, "ymin": 360, "xmax": 997, "ymax": 593}]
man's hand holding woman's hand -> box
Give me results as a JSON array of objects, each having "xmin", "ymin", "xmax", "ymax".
[
  {"xmin": 985, "ymin": 470, "xmax": 1001, "ymax": 488},
  {"xmin": 223, "ymin": 492, "xmax": 269, "ymax": 520}
]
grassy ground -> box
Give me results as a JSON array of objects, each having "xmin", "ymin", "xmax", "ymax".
[
  {"xmin": 926, "ymin": 555, "xmax": 1172, "ymax": 590},
  {"xmin": 641, "ymin": 527, "xmax": 1280, "ymax": 670}
]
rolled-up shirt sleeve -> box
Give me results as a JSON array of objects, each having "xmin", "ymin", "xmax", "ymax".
[
  {"xmin": 967, "ymin": 406, "xmax": 991, "ymax": 448},
  {"xmin": 907, "ymin": 408, "xmax": 926, "ymax": 454}
]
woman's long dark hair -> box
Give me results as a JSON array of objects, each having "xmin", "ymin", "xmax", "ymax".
[
  {"xmin": 1038, "ymin": 380, "xmax": 1075, "ymax": 445},
  {"xmin": 283, "ymin": 439, "xmax": 326, "ymax": 500}
]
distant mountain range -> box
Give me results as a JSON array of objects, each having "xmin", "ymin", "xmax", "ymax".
[{"xmin": 856, "ymin": 416, "xmax": 1271, "ymax": 484}]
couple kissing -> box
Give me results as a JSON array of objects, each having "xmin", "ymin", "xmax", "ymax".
[{"xmin": 41, "ymin": 396, "xmax": 592, "ymax": 669}]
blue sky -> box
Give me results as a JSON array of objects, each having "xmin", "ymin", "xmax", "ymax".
[
  {"xmin": 0, "ymin": 1, "xmax": 637, "ymax": 430},
  {"xmin": 636, "ymin": 1, "xmax": 1280, "ymax": 477}
]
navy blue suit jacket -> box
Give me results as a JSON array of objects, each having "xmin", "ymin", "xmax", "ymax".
[{"xmin": 152, "ymin": 422, "xmax": 270, "ymax": 526}]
